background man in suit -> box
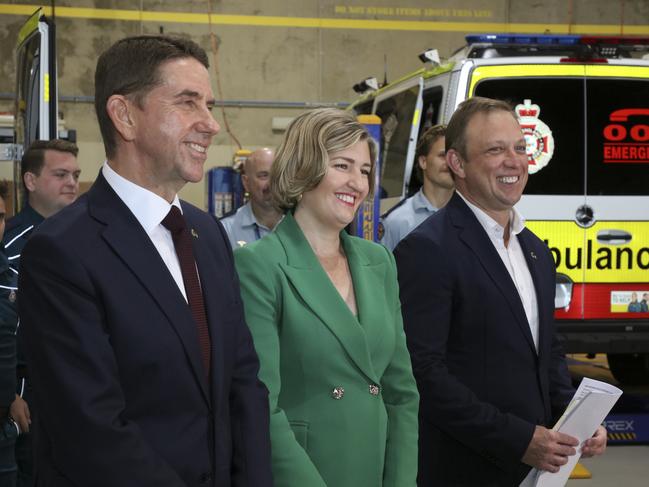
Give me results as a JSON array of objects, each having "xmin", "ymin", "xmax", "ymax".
[
  {"xmin": 220, "ymin": 148, "xmax": 282, "ymax": 248},
  {"xmin": 18, "ymin": 35, "xmax": 271, "ymax": 487},
  {"xmin": 2, "ymin": 138, "xmax": 80, "ymax": 487},
  {"xmin": 395, "ymin": 96, "xmax": 606, "ymax": 486}
]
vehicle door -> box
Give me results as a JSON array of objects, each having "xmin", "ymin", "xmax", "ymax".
[{"xmin": 372, "ymin": 76, "xmax": 423, "ymax": 212}]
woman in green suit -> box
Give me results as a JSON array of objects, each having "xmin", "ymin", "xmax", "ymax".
[{"xmin": 234, "ymin": 108, "xmax": 419, "ymax": 486}]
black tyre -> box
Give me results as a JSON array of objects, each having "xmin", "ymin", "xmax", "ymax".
[{"xmin": 607, "ymin": 353, "xmax": 649, "ymax": 385}]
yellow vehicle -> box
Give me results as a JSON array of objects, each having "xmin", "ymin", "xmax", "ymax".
[{"xmin": 350, "ymin": 34, "xmax": 649, "ymax": 384}]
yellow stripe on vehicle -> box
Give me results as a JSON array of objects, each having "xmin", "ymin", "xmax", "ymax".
[
  {"xmin": 43, "ymin": 73, "xmax": 49, "ymax": 102},
  {"xmin": 527, "ymin": 220, "xmax": 649, "ymax": 283}
]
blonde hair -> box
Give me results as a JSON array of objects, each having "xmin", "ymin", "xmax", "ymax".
[{"xmin": 271, "ymin": 108, "xmax": 377, "ymax": 210}]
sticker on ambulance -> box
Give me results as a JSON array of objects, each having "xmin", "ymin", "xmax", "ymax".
[
  {"xmin": 516, "ymin": 99, "xmax": 555, "ymax": 174},
  {"xmin": 603, "ymin": 108, "xmax": 649, "ymax": 164},
  {"xmin": 610, "ymin": 290, "xmax": 649, "ymax": 313}
]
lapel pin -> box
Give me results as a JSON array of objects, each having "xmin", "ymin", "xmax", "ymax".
[
  {"xmin": 191, "ymin": 228, "xmax": 199, "ymax": 239},
  {"xmin": 530, "ymin": 251, "xmax": 537, "ymax": 260}
]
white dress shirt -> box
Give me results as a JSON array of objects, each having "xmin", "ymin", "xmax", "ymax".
[
  {"xmin": 102, "ymin": 162, "xmax": 187, "ymax": 301},
  {"xmin": 457, "ymin": 192, "xmax": 539, "ymax": 352}
]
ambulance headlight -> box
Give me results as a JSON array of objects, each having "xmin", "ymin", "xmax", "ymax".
[{"xmin": 555, "ymin": 273, "xmax": 573, "ymax": 310}]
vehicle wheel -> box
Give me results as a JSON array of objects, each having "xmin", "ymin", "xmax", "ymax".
[{"xmin": 607, "ymin": 353, "xmax": 649, "ymax": 385}]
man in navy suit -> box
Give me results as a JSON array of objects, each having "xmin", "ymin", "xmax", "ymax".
[
  {"xmin": 395, "ymin": 96, "xmax": 606, "ymax": 486},
  {"xmin": 18, "ymin": 35, "xmax": 272, "ymax": 487}
]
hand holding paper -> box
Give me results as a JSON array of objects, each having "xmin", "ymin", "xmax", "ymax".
[{"xmin": 533, "ymin": 378, "xmax": 622, "ymax": 487}]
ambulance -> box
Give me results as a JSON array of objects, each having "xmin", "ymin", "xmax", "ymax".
[{"xmin": 349, "ymin": 34, "xmax": 649, "ymax": 384}]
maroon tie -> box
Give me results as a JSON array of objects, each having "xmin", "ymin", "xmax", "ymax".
[{"xmin": 161, "ymin": 206, "xmax": 211, "ymax": 376}]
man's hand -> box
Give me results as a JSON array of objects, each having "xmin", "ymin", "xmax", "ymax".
[
  {"xmin": 581, "ymin": 425, "xmax": 607, "ymax": 458},
  {"xmin": 10, "ymin": 395, "xmax": 30, "ymax": 434},
  {"xmin": 522, "ymin": 425, "xmax": 579, "ymax": 473}
]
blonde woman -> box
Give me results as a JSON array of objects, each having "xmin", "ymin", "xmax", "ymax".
[{"xmin": 234, "ymin": 108, "xmax": 418, "ymax": 486}]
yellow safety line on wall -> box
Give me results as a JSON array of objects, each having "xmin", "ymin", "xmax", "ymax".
[{"xmin": 0, "ymin": 4, "xmax": 647, "ymax": 34}]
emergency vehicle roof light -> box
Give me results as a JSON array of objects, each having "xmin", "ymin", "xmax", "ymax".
[
  {"xmin": 465, "ymin": 34, "xmax": 581, "ymax": 46},
  {"xmin": 580, "ymin": 36, "xmax": 649, "ymax": 46},
  {"xmin": 352, "ymin": 77, "xmax": 379, "ymax": 94},
  {"xmin": 580, "ymin": 36, "xmax": 649, "ymax": 58}
]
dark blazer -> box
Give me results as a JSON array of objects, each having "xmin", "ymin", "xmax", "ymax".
[
  {"xmin": 18, "ymin": 173, "xmax": 272, "ymax": 487},
  {"xmin": 234, "ymin": 213, "xmax": 419, "ymax": 487},
  {"xmin": 394, "ymin": 192, "xmax": 574, "ymax": 486}
]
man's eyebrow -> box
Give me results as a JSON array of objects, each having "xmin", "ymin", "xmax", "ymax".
[{"xmin": 175, "ymin": 89, "xmax": 200, "ymax": 98}]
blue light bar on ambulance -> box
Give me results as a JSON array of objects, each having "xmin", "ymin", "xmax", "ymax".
[{"xmin": 466, "ymin": 34, "xmax": 581, "ymax": 45}]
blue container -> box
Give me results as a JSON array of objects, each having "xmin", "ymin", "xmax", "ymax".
[{"xmin": 207, "ymin": 167, "xmax": 242, "ymax": 218}]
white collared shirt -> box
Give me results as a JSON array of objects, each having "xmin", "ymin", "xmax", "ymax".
[
  {"xmin": 457, "ymin": 191, "xmax": 539, "ymax": 352},
  {"xmin": 102, "ymin": 162, "xmax": 187, "ymax": 301}
]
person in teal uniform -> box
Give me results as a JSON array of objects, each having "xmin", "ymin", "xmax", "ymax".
[{"xmin": 234, "ymin": 107, "xmax": 419, "ymax": 487}]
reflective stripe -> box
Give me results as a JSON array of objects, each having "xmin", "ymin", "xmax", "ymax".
[{"xmin": 4, "ymin": 225, "xmax": 34, "ymax": 249}]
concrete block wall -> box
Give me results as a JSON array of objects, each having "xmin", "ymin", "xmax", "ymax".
[{"xmin": 0, "ymin": 0, "xmax": 647, "ymax": 209}]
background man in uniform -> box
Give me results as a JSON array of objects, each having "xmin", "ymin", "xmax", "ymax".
[
  {"xmin": 3, "ymin": 139, "xmax": 80, "ymax": 270},
  {"xmin": 380, "ymin": 125, "xmax": 454, "ymax": 251},
  {"xmin": 2, "ymin": 139, "xmax": 80, "ymax": 487},
  {"xmin": 18, "ymin": 35, "xmax": 271, "ymax": 486},
  {"xmin": 0, "ymin": 181, "xmax": 18, "ymax": 487},
  {"xmin": 220, "ymin": 148, "xmax": 282, "ymax": 248},
  {"xmin": 395, "ymin": 97, "xmax": 606, "ymax": 486}
]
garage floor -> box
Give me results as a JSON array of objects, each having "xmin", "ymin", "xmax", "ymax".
[
  {"xmin": 567, "ymin": 445, "xmax": 649, "ymax": 486},
  {"xmin": 566, "ymin": 355, "xmax": 649, "ymax": 485}
]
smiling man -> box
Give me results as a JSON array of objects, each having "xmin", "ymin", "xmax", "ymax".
[
  {"xmin": 395, "ymin": 97, "xmax": 606, "ymax": 486},
  {"xmin": 17, "ymin": 36, "xmax": 271, "ymax": 487}
]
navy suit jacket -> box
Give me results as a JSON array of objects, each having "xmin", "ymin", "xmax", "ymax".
[
  {"xmin": 395, "ymin": 192, "xmax": 574, "ymax": 486},
  {"xmin": 18, "ymin": 173, "xmax": 272, "ymax": 487}
]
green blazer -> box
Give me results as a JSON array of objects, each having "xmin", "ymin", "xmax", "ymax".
[{"xmin": 234, "ymin": 213, "xmax": 418, "ymax": 487}]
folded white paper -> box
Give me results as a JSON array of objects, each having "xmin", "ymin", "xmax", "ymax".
[{"xmin": 533, "ymin": 378, "xmax": 622, "ymax": 487}]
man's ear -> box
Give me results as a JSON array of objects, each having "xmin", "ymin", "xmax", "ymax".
[
  {"xmin": 417, "ymin": 155, "xmax": 427, "ymax": 171},
  {"xmin": 23, "ymin": 172, "xmax": 36, "ymax": 192},
  {"xmin": 447, "ymin": 149, "xmax": 465, "ymax": 179},
  {"xmin": 241, "ymin": 173, "xmax": 250, "ymax": 193},
  {"xmin": 106, "ymin": 94, "xmax": 137, "ymax": 143}
]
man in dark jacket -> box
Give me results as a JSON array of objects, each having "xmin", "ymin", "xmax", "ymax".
[
  {"xmin": 1, "ymin": 139, "xmax": 80, "ymax": 487},
  {"xmin": 0, "ymin": 180, "xmax": 19, "ymax": 486}
]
